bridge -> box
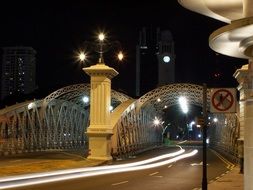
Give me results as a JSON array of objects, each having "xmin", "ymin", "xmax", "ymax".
[{"xmin": 0, "ymin": 83, "xmax": 239, "ymax": 161}]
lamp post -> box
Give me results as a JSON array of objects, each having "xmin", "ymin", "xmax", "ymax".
[
  {"xmin": 153, "ymin": 116, "xmax": 164, "ymax": 143},
  {"xmin": 81, "ymin": 32, "xmax": 124, "ymax": 161},
  {"xmin": 202, "ymin": 83, "xmax": 208, "ymax": 190},
  {"xmin": 178, "ymin": 96, "xmax": 189, "ymax": 140}
]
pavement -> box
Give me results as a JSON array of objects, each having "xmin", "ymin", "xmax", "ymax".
[
  {"xmin": 208, "ymin": 166, "xmax": 243, "ymax": 190},
  {"xmin": 0, "ymin": 150, "xmax": 244, "ymax": 189}
]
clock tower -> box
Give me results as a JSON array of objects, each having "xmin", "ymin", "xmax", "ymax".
[
  {"xmin": 135, "ymin": 28, "xmax": 176, "ymax": 97},
  {"xmin": 157, "ymin": 30, "xmax": 175, "ymax": 86}
]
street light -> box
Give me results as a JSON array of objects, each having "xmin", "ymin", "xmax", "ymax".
[
  {"xmin": 213, "ymin": 117, "xmax": 218, "ymax": 123},
  {"xmin": 82, "ymin": 96, "xmax": 89, "ymax": 103},
  {"xmin": 78, "ymin": 52, "xmax": 87, "ymax": 62},
  {"xmin": 117, "ymin": 51, "xmax": 124, "ymax": 61},
  {"xmin": 98, "ymin": 33, "xmax": 105, "ymax": 41},
  {"xmin": 77, "ymin": 32, "xmax": 124, "ymax": 65},
  {"xmin": 178, "ymin": 96, "xmax": 189, "ymax": 139},
  {"xmin": 153, "ymin": 116, "xmax": 162, "ymax": 127},
  {"xmin": 178, "ymin": 96, "xmax": 188, "ymax": 114}
]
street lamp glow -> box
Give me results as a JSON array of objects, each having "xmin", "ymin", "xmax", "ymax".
[
  {"xmin": 157, "ymin": 98, "xmax": 161, "ymax": 102},
  {"xmin": 98, "ymin": 33, "xmax": 105, "ymax": 41},
  {"xmin": 82, "ymin": 96, "xmax": 89, "ymax": 103},
  {"xmin": 117, "ymin": 51, "xmax": 124, "ymax": 61},
  {"xmin": 153, "ymin": 116, "xmax": 164, "ymax": 127},
  {"xmin": 153, "ymin": 117, "xmax": 160, "ymax": 126},
  {"xmin": 79, "ymin": 52, "xmax": 86, "ymax": 62},
  {"xmin": 178, "ymin": 96, "xmax": 188, "ymax": 114},
  {"xmin": 109, "ymin": 105, "xmax": 113, "ymax": 112},
  {"xmin": 213, "ymin": 117, "xmax": 218, "ymax": 122},
  {"xmin": 28, "ymin": 102, "xmax": 35, "ymax": 110}
]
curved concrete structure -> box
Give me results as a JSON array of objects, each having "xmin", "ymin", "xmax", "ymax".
[
  {"xmin": 209, "ymin": 17, "xmax": 253, "ymax": 59},
  {"xmin": 178, "ymin": 0, "xmax": 243, "ymax": 23},
  {"xmin": 178, "ymin": 0, "xmax": 253, "ymax": 59}
]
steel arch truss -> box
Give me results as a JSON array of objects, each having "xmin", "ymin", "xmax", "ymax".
[
  {"xmin": 0, "ymin": 83, "xmax": 132, "ymax": 156},
  {"xmin": 138, "ymin": 83, "xmax": 211, "ymax": 110},
  {"xmin": 0, "ymin": 99, "xmax": 88, "ymax": 155},
  {"xmin": 111, "ymin": 101, "xmax": 162, "ymax": 158},
  {"xmin": 208, "ymin": 113, "xmax": 239, "ymax": 161},
  {"xmin": 43, "ymin": 83, "xmax": 131, "ymax": 108},
  {"xmin": 0, "ymin": 83, "xmax": 239, "ymax": 160}
]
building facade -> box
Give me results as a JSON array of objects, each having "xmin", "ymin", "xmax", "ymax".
[
  {"xmin": 1, "ymin": 47, "xmax": 36, "ymax": 100},
  {"xmin": 135, "ymin": 27, "xmax": 175, "ymax": 97}
]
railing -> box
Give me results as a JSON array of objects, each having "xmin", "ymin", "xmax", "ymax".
[
  {"xmin": 209, "ymin": 113, "xmax": 239, "ymax": 163},
  {"xmin": 0, "ymin": 100, "xmax": 88, "ymax": 155}
]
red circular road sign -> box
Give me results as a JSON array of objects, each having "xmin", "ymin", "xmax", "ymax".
[{"xmin": 211, "ymin": 89, "xmax": 234, "ymax": 111}]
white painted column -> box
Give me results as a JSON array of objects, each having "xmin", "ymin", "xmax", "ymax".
[
  {"xmin": 234, "ymin": 61, "xmax": 253, "ymax": 190},
  {"xmin": 83, "ymin": 63, "xmax": 118, "ymax": 161},
  {"xmin": 244, "ymin": 61, "xmax": 253, "ymax": 190}
]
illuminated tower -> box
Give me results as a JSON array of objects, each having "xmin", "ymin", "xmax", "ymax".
[
  {"xmin": 135, "ymin": 27, "xmax": 175, "ymax": 97},
  {"xmin": 157, "ymin": 30, "xmax": 176, "ymax": 86}
]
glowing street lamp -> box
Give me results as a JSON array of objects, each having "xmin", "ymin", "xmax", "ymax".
[
  {"xmin": 213, "ymin": 117, "xmax": 218, "ymax": 123},
  {"xmin": 79, "ymin": 52, "xmax": 87, "ymax": 62},
  {"xmin": 98, "ymin": 33, "xmax": 105, "ymax": 41},
  {"xmin": 153, "ymin": 117, "xmax": 160, "ymax": 126},
  {"xmin": 82, "ymin": 96, "xmax": 89, "ymax": 103},
  {"xmin": 153, "ymin": 116, "xmax": 164, "ymax": 127},
  {"xmin": 117, "ymin": 51, "xmax": 124, "ymax": 61},
  {"xmin": 178, "ymin": 96, "xmax": 188, "ymax": 114}
]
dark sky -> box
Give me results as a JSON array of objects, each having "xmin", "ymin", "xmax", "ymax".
[{"xmin": 0, "ymin": 1, "xmax": 247, "ymax": 98}]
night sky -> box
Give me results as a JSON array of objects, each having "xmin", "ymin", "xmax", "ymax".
[{"xmin": 0, "ymin": 1, "xmax": 247, "ymax": 98}]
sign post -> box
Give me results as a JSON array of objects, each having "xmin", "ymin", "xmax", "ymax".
[{"xmin": 202, "ymin": 83, "xmax": 207, "ymax": 190}]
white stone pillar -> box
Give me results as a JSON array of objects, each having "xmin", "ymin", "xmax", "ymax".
[
  {"xmin": 234, "ymin": 60, "xmax": 253, "ymax": 190},
  {"xmin": 83, "ymin": 63, "xmax": 118, "ymax": 161},
  {"xmin": 244, "ymin": 60, "xmax": 253, "ymax": 190}
]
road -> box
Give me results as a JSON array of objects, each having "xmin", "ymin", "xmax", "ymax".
[{"xmin": 5, "ymin": 145, "xmax": 231, "ymax": 190}]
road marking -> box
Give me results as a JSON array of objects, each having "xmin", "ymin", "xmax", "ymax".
[
  {"xmin": 112, "ymin": 181, "xmax": 128, "ymax": 186},
  {"xmin": 154, "ymin": 175, "xmax": 163, "ymax": 178},
  {"xmin": 149, "ymin": 172, "xmax": 159, "ymax": 176},
  {"xmin": 210, "ymin": 149, "xmax": 235, "ymax": 169},
  {"xmin": 191, "ymin": 162, "xmax": 209, "ymax": 166},
  {"xmin": 168, "ymin": 165, "xmax": 173, "ymax": 168}
]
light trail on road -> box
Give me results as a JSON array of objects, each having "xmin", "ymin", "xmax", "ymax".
[
  {"xmin": 0, "ymin": 149, "xmax": 198, "ymax": 189},
  {"xmin": 0, "ymin": 147, "xmax": 184, "ymax": 183}
]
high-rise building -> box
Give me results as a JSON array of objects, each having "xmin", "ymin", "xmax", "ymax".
[
  {"xmin": 1, "ymin": 47, "xmax": 37, "ymax": 100},
  {"xmin": 135, "ymin": 27, "xmax": 175, "ymax": 97}
]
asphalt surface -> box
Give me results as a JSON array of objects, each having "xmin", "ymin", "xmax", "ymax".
[{"xmin": 1, "ymin": 146, "xmax": 232, "ymax": 190}]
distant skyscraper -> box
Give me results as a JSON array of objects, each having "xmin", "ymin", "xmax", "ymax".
[
  {"xmin": 1, "ymin": 47, "xmax": 37, "ymax": 100},
  {"xmin": 135, "ymin": 27, "xmax": 175, "ymax": 97}
]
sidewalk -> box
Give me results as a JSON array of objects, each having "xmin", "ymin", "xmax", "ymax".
[
  {"xmin": 208, "ymin": 166, "xmax": 243, "ymax": 190},
  {"xmin": 0, "ymin": 150, "xmax": 105, "ymax": 177}
]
